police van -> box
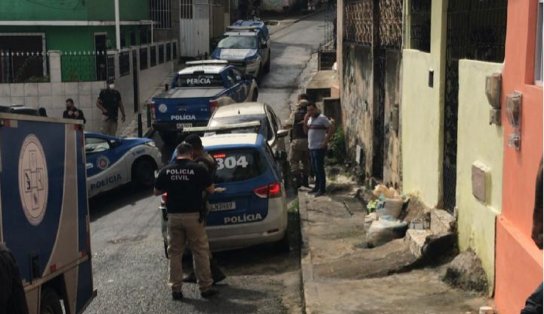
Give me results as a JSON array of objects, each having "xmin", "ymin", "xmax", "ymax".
[
  {"xmin": 160, "ymin": 132, "xmax": 289, "ymax": 252},
  {"xmin": 0, "ymin": 112, "xmax": 95, "ymax": 313}
]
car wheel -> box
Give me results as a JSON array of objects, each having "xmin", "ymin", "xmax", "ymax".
[
  {"xmin": 274, "ymin": 232, "xmax": 290, "ymax": 253},
  {"xmin": 264, "ymin": 56, "xmax": 271, "ymax": 73},
  {"xmin": 40, "ymin": 288, "xmax": 62, "ymax": 314},
  {"xmin": 132, "ymin": 158, "xmax": 157, "ymax": 187},
  {"xmin": 252, "ymin": 89, "xmax": 259, "ymax": 101}
]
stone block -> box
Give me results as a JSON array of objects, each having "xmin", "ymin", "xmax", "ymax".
[
  {"xmin": 51, "ymin": 83, "xmax": 65, "ymax": 96},
  {"xmin": 472, "ymin": 161, "xmax": 490, "ymax": 203},
  {"xmin": 78, "ymin": 82, "xmax": 91, "ymax": 96},
  {"xmin": 24, "ymin": 83, "xmax": 38, "ymax": 96},
  {"xmin": 0, "ymin": 84, "xmax": 10, "ymax": 97},
  {"xmin": 11, "ymin": 96, "xmax": 24, "ymax": 105},
  {"xmin": 10, "ymin": 84, "xmax": 24, "ymax": 97},
  {"xmin": 25, "ymin": 96, "xmax": 39, "ymax": 107},
  {"xmin": 430, "ymin": 209, "xmax": 456, "ymax": 235},
  {"xmin": 65, "ymin": 83, "xmax": 78, "ymax": 95},
  {"xmin": 443, "ymin": 250, "xmax": 488, "ymax": 293},
  {"xmin": 405, "ymin": 229, "xmax": 432, "ymax": 258},
  {"xmin": 37, "ymin": 83, "xmax": 51, "ymax": 96},
  {"xmin": 38, "ymin": 96, "xmax": 53, "ymax": 107}
]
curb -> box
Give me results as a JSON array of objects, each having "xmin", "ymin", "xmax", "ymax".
[{"xmin": 298, "ymin": 191, "xmax": 316, "ymax": 314}]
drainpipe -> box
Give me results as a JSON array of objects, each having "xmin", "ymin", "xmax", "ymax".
[{"xmin": 115, "ymin": 0, "xmax": 121, "ymax": 50}]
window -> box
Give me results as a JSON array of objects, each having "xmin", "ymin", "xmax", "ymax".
[
  {"xmin": 180, "ymin": 0, "xmax": 193, "ymax": 19},
  {"xmin": 85, "ymin": 138, "xmax": 110, "ymax": 154},
  {"xmin": 150, "ymin": 0, "xmax": 172, "ymax": 29},
  {"xmin": 158, "ymin": 44, "xmax": 165, "ymax": 63},
  {"xmin": 410, "ymin": 0, "xmax": 431, "ymax": 52},
  {"xmin": 536, "ymin": 0, "xmax": 543, "ymax": 84},
  {"xmin": 150, "ymin": 45, "xmax": 157, "ymax": 67},
  {"xmin": 209, "ymin": 149, "xmax": 266, "ymax": 183},
  {"xmin": 140, "ymin": 47, "xmax": 148, "ymax": 70}
]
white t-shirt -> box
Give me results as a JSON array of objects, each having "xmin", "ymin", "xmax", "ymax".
[{"xmin": 307, "ymin": 114, "xmax": 331, "ymax": 150}]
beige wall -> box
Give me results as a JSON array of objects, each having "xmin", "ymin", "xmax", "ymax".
[
  {"xmin": 401, "ymin": 0, "xmax": 447, "ymax": 207},
  {"xmin": 456, "ymin": 60, "xmax": 503, "ymax": 294}
]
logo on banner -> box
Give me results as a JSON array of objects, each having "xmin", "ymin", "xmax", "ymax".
[
  {"xmin": 97, "ymin": 156, "xmax": 110, "ymax": 170},
  {"xmin": 18, "ymin": 134, "xmax": 48, "ymax": 226}
]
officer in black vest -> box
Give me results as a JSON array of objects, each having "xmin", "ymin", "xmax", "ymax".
[
  {"xmin": 288, "ymin": 94, "xmax": 311, "ymax": 187},
  {"xmin": 182, "ymin": 134, "xmax": 226, "ymax": 285},
  {"xmin": 154, "ymin": 142, "xmax": 219, "ymax": 300}
]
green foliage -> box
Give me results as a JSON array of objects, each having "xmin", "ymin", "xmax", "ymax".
[{"xmin": 328, "ymin": 127, "xmax": 346, "ymax": 164}]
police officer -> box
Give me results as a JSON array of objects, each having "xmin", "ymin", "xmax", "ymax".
[
  {"xmin": 154, "ymin": 142, "xmax": 219, "ymax": 300},
  {"xmin": 96, "ymin": 79, "xmax": 125, "ymax": 136},
  {"xmin": 182, "ymin": 134, "xmax": 226, "ymax": 284},
  {"xmin": 287, "ymin": 94, "xmax": 311, "ymax": 188}
]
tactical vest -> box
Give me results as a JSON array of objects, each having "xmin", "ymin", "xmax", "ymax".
[{"xmin": 292, "ymin": 106, "xmax": 308, "ymax": 140}]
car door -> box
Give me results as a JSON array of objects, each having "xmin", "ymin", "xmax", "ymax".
[
  {"xmin": 265, "ymin": 105, "xmax": 279, "ymax": 148},
  {"xmin": 225, "ymin": 68, "xmax": 248, "ymax": 102},
  {"xmin": 85, "ymin": 134, "xmax": 128, "ymax": 196}
]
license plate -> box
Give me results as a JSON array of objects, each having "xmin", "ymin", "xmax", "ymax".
[
  {"xmin": 176, "ymin": 123, "xmax": 193, "ymax": 129},
  {"xmin": 209, "ymin": 201, "xmax": 236, "ymax": 212}
]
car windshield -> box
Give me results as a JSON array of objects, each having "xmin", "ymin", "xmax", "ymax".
[
  {"xmin": 85, "ymin": 137, "xmax": 110, "ymax": 154},
  {"xmin": 209, "ymin": 149, "xmax": 266, "ymax": 183},
  {"xmin": 217, "ymin": 36, "xmax": 258, "ymax": 49},
  {"xmin": 209, "ymin": 115, "xmax": 266, "ymax": 134},
  {"xmin": 175, "ymin": 74, "xmax": 224, "ymax": 87}
]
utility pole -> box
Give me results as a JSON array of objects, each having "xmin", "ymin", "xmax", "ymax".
[{"xmin": 115, "ymin": 0, "xmax": 121, "ymax": 50}]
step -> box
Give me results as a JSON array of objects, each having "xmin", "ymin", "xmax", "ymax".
[
  {"xmin": 405, "ymin": 229, "xmax": 433, "ymax": 258},
  {"xmin": 430, "ymin": 209, "xmax": 455, "ymax": 235}
]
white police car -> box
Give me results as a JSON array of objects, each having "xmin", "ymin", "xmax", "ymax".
[
  {"xmin": 85, "ymin": 132, "xmax": 162, "ymax": 198},
  {"xmin": 160, "ymin": 132, "xmax": 289, "ymax": 252}
]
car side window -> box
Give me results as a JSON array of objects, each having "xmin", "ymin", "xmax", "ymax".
[{"xmin": 85, "ymin": 137, "xmax": 110, "ymax": 154}]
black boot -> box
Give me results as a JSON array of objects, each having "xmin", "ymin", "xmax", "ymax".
[{"xmin": 210, "ymin": 259, "xmax": 226, "ymax": 284}]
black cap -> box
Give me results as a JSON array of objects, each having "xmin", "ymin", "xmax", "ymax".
[
  {"xmin": 184, "ymin": 134, "xmax": 203, "ymax": 150},
  {"xmin": 176, "ymin": 142, "xmax": 193, "ymax": 156}
]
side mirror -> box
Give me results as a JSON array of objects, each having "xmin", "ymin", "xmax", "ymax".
[
  {"xmin": 276, "ymin": 129, "xmax": 289, "ymax": 138},
  {"xmin": 261, "ymin": 43, "xmax": 268, "ymax": 49},
  {"xmin": 164, "ymin": 84, "xmax": 169, "ymax": 91}
]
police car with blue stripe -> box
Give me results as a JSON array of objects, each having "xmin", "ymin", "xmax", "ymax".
[
  {"xmin": 85, "ymin": 132, "xmax": 162, "ymax": 198},
  {"xmin": 160, "ymin": 131, "xmax": 289, "ymax": 252}
]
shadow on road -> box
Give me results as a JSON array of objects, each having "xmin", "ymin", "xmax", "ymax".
[{"xmin": 88, "ymin": 185, "xmax": 154, "ymax": 221}]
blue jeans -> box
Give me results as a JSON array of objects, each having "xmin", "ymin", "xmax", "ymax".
[{"xmin": 309, "ymin": 149, "xmax": 326, "ymax": 192}]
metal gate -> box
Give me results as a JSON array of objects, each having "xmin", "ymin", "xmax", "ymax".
[{"xmin": 442, "ymin": 0, "xmax": 507, "ymax": 211}]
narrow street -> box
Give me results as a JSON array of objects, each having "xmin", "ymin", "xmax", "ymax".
[{"xmin": 86, "ymin": 14, "xmax": 328, "ymax": 314}]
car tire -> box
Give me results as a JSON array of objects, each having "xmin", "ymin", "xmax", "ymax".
[
  {"xmin": 264, "ymin": 56, "xmax": 271, "ymax": 74},
  {"xmin": 132, "ymin": 158, "xmax": 157, "ymax": 187},
  {"xmin": 40, "ymin": 288, "xmax": 62, "ymax": 314},
  {"xmin": 252, "ymin": 89, "xmax": 259, "ymax": 102},
  {"xmin": 274, "ymin": 232, "xmax": 290, "ymax": 253}
]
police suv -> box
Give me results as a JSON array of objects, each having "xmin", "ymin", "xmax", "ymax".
[
  {"xmin": 212, "ymin": 20, "xmax": 271, "ymax": 79},
  {"xmin": 151, "ymin": 60, "xmax": 259, "ymax": 143},
  {"xmin": 161, "ymin": 132, "xmax": 289, "ymax": 252},
  {"xmin": 85, "ymin": 132, "xmax": 162, "ymax": 198}
]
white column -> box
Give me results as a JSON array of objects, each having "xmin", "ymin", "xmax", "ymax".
[
  {"xmin": 48, "ymin": 51, "xmax": 62, "ymax": 83},
  {"xmin": 115, "ymin": 0, "xmax": 121, "ymax": 50}
]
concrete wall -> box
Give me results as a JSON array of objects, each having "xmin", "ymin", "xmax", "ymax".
[
  {"xmin": 0, "ymin": 54, "xmax": 173, "ymax": 134},
  {"xmin": 456, "ymin": 60, "xmax": 503, "ymax": 294},
  {"xmin": 401, "ymin": 0, "xmax": 446, "ymax": 207},
  {"xmin": 342, "ymin": 44, "xmax": 374, "ymax": 177},
  {"xmin": 495, "ymin": 0, "xmax": 543, "ymax": 312},
  {"xmin": 383, "ymin": 50, "xmax": 402, "ymax": 188}
]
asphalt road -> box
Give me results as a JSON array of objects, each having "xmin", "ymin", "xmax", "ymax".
[{"xmin": 86, "ymin": 13, "xmax": 328, "ymax": 314}]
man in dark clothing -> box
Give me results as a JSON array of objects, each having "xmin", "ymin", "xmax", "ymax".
[
  {"xmin": 0, "ymin": 244, "xmax": 29, "ymax": 314},
  {"xmin": 287, "ymin": 94, "xmax": 310, "ymax": 188},
  {"xmin": 154, "ymin": 142, "xmax": 219, "ymax": 300},
  {"xmin": 182, "ymin": 134, "xmax": 227, "ymax": 285},
  {"xmin": 96, "ymin": 80, "xmax": 125, "ymax": 136},
  {"xmin": 63, "ymin": 98, "xmax": 86, "ymax": 124},
  {"xmin": 521, "ymin": 158, "xmax": 543, "ymax": 314}
]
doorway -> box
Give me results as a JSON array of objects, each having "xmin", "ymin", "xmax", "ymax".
[{"xmin": 94, "ymin": 34, "xmax": 107, "ymax": 81}]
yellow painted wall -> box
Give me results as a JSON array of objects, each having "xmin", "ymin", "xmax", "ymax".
[
  {"xmin": 401, "ymin": 0, "xmax": 447, "ymax": 207},
  {"xmin": 456, "ymin": 60, "xmax": 503, "ymax": 294}
]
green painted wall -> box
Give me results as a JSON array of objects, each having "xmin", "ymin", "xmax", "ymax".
[
  {"xmin": 0, "ymin": 0, "xmax": 148, "ymax": 21},
  {"xmin": 456, "ymin": 59, "xmax": 503, "ymax": 295}
]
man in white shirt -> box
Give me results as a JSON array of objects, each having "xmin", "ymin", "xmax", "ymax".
[{"xmin": 304, "ymin": 103, "xmax": 334, "ymax": 196}]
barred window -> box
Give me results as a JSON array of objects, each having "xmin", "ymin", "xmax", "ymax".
[
  {"xmin": 150, "ymin": 0, "xmax": 172, "ymax": 29},
  {"xmin": 410, "ymin": 0, "xmax": 431, "ymax": 52},
  {"xmin": 181, "ymin": 0, "xmax": 193, "ymax": 19}
]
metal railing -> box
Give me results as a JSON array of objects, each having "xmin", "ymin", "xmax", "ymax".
[{"xmin": 0, "ymin": 51, "xmax": 48, "ymax": 83}]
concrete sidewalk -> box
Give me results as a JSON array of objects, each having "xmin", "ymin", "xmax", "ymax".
[{"xmin": 298, "ymin": 184, "xmax": 489, "ymax": 314}]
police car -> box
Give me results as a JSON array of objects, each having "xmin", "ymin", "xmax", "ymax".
[
  {"xmin": 85, "ymin": 132, "xmax": 162, "ymax": 198},
  {"xmin": 151, "ymin": 60, "xmax": 259, "ymax": 142},
  {"xmin": 161, "ymin": 133, "xmax": 289, "ymax": 252},
  {"xmin": 211, "ymin": 20, "xmax": 271, "ymax": 79}
]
